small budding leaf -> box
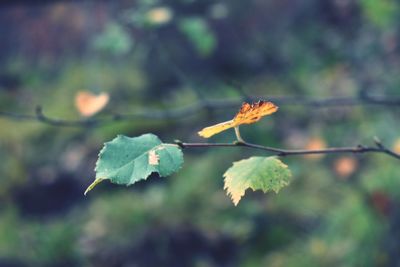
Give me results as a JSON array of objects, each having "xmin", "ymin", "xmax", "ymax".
[
  {"xmin": 223, "ymin": 156, "xmax": 291, "ymax": 206},
  {"xmin": 84, "ymin": 133, "xmax": 184, "ymax": 195},
  {"xmin": 198, "ymin": 100, "xmax": 278, "ymax": 138}
]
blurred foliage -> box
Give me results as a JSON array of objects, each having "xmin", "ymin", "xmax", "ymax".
[
  {"xmin": 178, "ymin": 17, "xmax": 217, "ymax": 56},
  {"xmin": 1, "ymin": 0, "xmax": 400, "ymax": 266},
  {"xmin": 92, "ymin": 22, "xmax": 133, "ymax": 55},
  {"xmin": 360, "ymin": 0, "xmax": 398, "ymax": 28}
]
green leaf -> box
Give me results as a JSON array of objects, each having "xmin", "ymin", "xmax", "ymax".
[
  {"xmin": 85, "ymin": 134, "xmax": 184, "ymax": 195},
  {"xmin": 223, "ymin": 156, "xmax": 291, "ymax": 206}
]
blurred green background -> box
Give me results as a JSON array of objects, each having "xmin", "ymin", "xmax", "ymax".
[{"xmin": 1, "ymin": 0, "xmax": 400, "ymax": 266}]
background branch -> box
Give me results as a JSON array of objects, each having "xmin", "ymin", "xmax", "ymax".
[{"xmin": 1, "ymin": 93, "xmax": 400, "ymax": 127}]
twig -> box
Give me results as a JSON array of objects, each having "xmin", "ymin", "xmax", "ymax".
[
  {"xmin": 177, "ymin": 139, "xmax": 400, "ymax": 160},
  {"xmin": 0, "ymin": 94, "xmax": 400, "ymax": 127}
]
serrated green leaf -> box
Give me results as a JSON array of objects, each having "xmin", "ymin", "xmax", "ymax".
[
  {"xmin": 85, "ymin": 133, "xmax": 183, "ymax": 195},
  {"xmin": 223, "ymin": 156, "xmax": 291, "ymax": 206}
]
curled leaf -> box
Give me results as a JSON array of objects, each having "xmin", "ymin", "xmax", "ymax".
[{"xmin": 198, "ymin": 100, "xmax": 278, "ymax": 138}]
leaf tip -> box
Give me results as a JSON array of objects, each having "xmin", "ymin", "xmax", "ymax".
[
  {"xmin": 223, "ymin": 171, "xmax": 244, "ymax": 206},
  {"xmin": 84, "ymin": 178, "xmax": 105, "ymax": 196},
  {"xmin": 198, "ymin": 120, "xmax": 235, "ymax": 138},
  {"xmin": 197, "ymin": 130, "xmax": 208, "ymax": 138}
]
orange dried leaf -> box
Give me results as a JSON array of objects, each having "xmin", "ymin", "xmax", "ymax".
[
  {"xmin": 233, "ymin": 101, "xmax": 278, "ymax": 125},
  {"xmin": 198, "ymin": 101, "xmax": 278, "ymax": 138},
  {"xmin": 75, "ymin": 91, "xmax": 109, "ymax": 117}
]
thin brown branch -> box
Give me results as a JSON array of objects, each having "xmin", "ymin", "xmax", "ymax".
[
  {"xmin": 176, "ymin": 139, "xmax": 400, "ymax": 160},
  {"xmin": 0, "ymin": 94, "xmax": 399, "ymax": 127}
]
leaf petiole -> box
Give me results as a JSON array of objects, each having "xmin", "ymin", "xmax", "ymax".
[
  {"xmin": 84, "ymin": 178, "xmax": 105, "ymax": 196},
  {"xmin": 234, "ymin": 126, "xmax": 245, "ymax": 143}
]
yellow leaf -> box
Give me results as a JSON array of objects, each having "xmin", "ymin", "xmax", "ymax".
[
  {"xmin": 75, "ymin": 91, "xmax": 109, "ymax": 117},
  {"xmin": 197, "ymin": 120, "xmax": 236, "ymax": 138},
  {"xmin": 198, "ymin": 100, "xmax": 278, "ymax": 138}
]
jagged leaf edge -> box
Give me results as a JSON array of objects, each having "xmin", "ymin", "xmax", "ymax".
[
  {"xmin": 85, "ymin": 133, "xmax": 184, "ymax": 195},
  {"xmin": 223, "ymin": 156, "xmax": 292, "ymax": 205}
]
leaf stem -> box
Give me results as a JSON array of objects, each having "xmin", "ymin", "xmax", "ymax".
[
  {"xmin": 84, "ymin": 178, "xmax": 104, "ymax": 196},
  {"xmin": 234, "ymin": 126, "xmax": 245, "ymax": 143}
]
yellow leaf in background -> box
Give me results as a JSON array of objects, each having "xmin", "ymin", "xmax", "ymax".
[
  {"xmin": 198, "ymin": 100, "xmax": 278, "ymax": 138},
  {"xmin": 146, "ymin": 7, "xmax": 173, "ymax": 25},
  {"xmin": 304, "ymin": 137, "xmax": 326, "ymax": 160},
  {"xmin": 75, "ymin": 91, "xmax": 109, "ymax": 117},
  {"xmin": 392, "ymin": 138, "xmax": 400, "ymax": 154},
  {"xmin": 333, "ymin": 156, "xmax": 358, "ymax": 178}
]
